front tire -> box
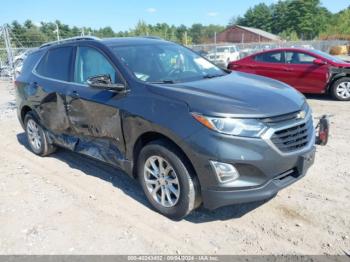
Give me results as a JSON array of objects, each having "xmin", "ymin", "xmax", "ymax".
[
  {"xmin": 331, "ymin": 77, "xmax": 350, "ymax": 101},
  {"xmin": 24, "ymin": 112, "xmax": 56, "ymax": 156},
  {"xmin": 137, "ymin": 140, "xmax": 201, "ymax": 219}
]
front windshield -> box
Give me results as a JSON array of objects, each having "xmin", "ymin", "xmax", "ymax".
[
  {"xmin": 216, "ymin": 47, "xmax": 230, "ymax": 53},
  {"xmin": 309, "ymin": 49, "xmax": 346, "ymax": 63},
  {"xmin": 110, "ymin": 43, "xmax": 226, "ymax": 83}
]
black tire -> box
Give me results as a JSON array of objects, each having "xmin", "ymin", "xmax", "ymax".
[
  {"xmin": 330, "ymin": 77, "xmax": 350, "ymax": 101},
  {"xmin": 137, "ymin": 140, "xmax": 201, "ymax": 220},
  {"xmin": 24, "ymin": 112, "xmax": 56, "ymax": 156}
]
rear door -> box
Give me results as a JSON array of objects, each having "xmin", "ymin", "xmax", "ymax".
[
  {"xmin": 283, "ymin": 51, "xmax": 329, "ymax": 93},
  {"xmin": 65, "ymin": 44, "xmax": 128, "ymax": 163},
  {"xmin": 32, "ymin": 46, "xmax": 73, "ymax": 134},
  {"xmin": 248, "ymin": 51, "xmax": 290, "ymax": 83}
]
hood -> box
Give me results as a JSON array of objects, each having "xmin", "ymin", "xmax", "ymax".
[{"xmin": 148, "ymin": 71, "xmax": 305, "ymax": 118}]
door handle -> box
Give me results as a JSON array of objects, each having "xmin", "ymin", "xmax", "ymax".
[
  {"xmin": 283, "ymin": 68, "xmax": 293, "ymax": 72},
  {"xmin": 70, "ymin": 90, "xmax": 80, "ymax": 98},
  {"xmin": 30, "ymin": 81, "xmax": 38, "ymax": 88}
]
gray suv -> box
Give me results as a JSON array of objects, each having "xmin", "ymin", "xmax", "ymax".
[{"xmin": 15, "ymin": 36, "xmax": 316, "ymax": 219}]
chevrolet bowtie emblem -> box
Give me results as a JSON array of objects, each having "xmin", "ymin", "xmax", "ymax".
[{"xmin": 297, "ymin": 110, "xmax": 306, "ymax": 119}]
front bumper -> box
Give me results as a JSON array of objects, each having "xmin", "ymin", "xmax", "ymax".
[
  {"xmin": 181, "ymin": 117, "xmax": 316, "ymax": 210},
  {"xmin": 202, "ymin": 147, "xmax": 315, "ymax": 209}
]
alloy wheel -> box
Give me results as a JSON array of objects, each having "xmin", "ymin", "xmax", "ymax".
[
  {"xmin": 143, "ymin": 156, "xmax": 180, "ymax": 207},
  {"xmin": 26, "ymin": 119, "xmax": 42, "ymax": 151},
  {"xmin": 336, "ymin": 81, "xmax": 350, "ymax": 99}
]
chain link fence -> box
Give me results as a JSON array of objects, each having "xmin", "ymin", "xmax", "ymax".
[
  {"xmin": 190, "ymin": 40, "xmax": 349, "ymax": 54},
  {"xmin": 0, "ymin": 47, "xmax": 36, "ymax": 80},
  {"xmin": 190, "ymin": 40, "xmax": 349, "ymax": 67}
]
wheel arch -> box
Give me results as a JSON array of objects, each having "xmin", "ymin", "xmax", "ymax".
[
  {"xmin": 132, "ymin": 131, "xmax": 198, "ymax": 181},
  {"xmin": 327, "ymin": 73, "xmax": 350, "ymax": 93},
  {"xmin": 20, "ymin": 105, "xmax": 33, "ymax": 124}
]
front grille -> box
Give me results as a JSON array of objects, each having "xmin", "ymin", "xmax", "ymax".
[
  {"xmin": 270, "ymin": 118, "xmax": 313, "ymax": 153},
  {"xmin": 261, "ymin": 110, "xmax": 301, "ymax": 123},
  {"xmin": 208, "ymin": 55, "xmax": 220, "ymax": 60}
]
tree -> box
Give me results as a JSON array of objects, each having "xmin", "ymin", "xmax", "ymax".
[
  {"xmin": 132, "ymin": 20, "xmax": 149, "ymax": 36},
  {"xmin": 190, "ymin": 24, "xmax": 205, "ymax": 44},
  {"xmin": 23, "ymin": 27, "xmax": 48, "ymax": 47},
  {"xmin": 236, "ymin": 3, "xmax": 273, "ymax": 32},
  {"xmin": 271, "ymin": 0, "xmax": 290, "ymax": 34},
  {"xmin": 230, "ymin": 0, "xmax": 333, "ymax": 40},
  {"xmin": 24, "ymin": 20, "xmax": 34, "ymax": 29},
  {"xmin": 321, "ymin": 8, "xmax": 350, "ymax": 39},
  {"xmin": 228, "ymin": 16, "xmax": 242, "ymax": 26}
]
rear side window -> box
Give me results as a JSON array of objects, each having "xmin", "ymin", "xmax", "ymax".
[
  {"xmin": 254, "ymin": 52, "xmax": 284, "ymax": 63},
  {"xmin": 20, "ymin": 51, "xmax": 44, "ymax": 78},
  {"xmin": 36, "ymin": 46, "xmax": 73, "ymax": 81}
]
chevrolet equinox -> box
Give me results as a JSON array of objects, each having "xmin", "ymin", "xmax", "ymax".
[{"xmin": 15, "ymin": 37, "xmax": 316, "ymax": 219}]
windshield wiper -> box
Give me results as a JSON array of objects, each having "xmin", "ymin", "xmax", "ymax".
[
  {"xmin": 150, "ymin": 80, "xmax": 176, "ymax": 84},
  {"xmin": 202, "ymin": 73, "xmax": 226, "ymax": 79}
]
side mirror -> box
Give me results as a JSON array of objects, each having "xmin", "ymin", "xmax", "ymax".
[
  {"xmin": 313, "ymin": 58, "xmax": 327, "ymax": 66},
  {"xmin": 87, "ymin": 74, "xmax": 125, "ymax": 91}
]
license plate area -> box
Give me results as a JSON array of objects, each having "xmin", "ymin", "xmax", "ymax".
[{"xmin": 298, "ymin": 147, "xmax": 316, "ymax": 175}]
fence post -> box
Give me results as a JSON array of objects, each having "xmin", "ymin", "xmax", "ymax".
[{"xmin": 3, "ymin": 24, "xmax": 15, "ymax": 79}]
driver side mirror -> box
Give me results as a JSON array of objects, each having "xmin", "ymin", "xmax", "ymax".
[
  {"xmin": 313, "ymin": 58, "xmax": 327, "ymax": 66},
  {"xmin": 87, "ymin": 74, "xmax": 125, "ymax": 91}
]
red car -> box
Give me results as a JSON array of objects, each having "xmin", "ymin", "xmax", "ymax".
[{"xmin": 228, "ymin": 48, "xmax": 350, "ymax": 101}]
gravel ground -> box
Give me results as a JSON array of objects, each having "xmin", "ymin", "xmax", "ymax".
[{"xmin": 0, "ymin": 80, "xmax": 349, "ymax": 255}]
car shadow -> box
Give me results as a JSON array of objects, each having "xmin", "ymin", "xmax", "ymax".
[
  {"xmin": 304, "ymin": 94, "xmax": 335, "ymax": 101},
  {"xmin": 16, "ymin": 132, "xmax": 271, "ymax": 223}
]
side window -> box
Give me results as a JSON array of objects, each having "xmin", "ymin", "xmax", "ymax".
[
  {"xmin": 285, "ymin": 52, "xmax": 316, "ymax": 64},
  {"xmin": 254, "ymin": 52, "xmax": 283, "ymax": 63},
  {"xmin": 36, "ymin": 47, "xmax": 73, "ymax": 81},
  {"xmin": 20, "ymin": 51, "xmax": 44, "ymax": 78},
  {"xmin": 74, "ymin": 46, "xmax": 118, "ymax": 84}
]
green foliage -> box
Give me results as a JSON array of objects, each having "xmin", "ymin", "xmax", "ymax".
[
  {"xmin": 321, "ymin": 7, "xmax": 350, "ymax": 39},
  {"xmin": 232, "ymin": 0, "xmax": 336, "ymax": 40},
  {"xmin": 5, "ymin": 19, "xmax": 224, "ymax": 46},
  {"xmin": 237, "ymin": 3, "xmax": 273, "ymax": 32}
]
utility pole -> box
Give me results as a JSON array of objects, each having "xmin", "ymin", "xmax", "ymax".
[
  {"xmin": 184, "ymin": 31, "xmax": 188, "ymax": 46},
  {"xmin": 81, "ymin": 27, "xmax": 85, "ymax": 36},
  {"xmin": 54, "ymin": 23, "xmax": 60, "ymax": 41},
  {"xmin": 3, "ymin": 24, "xmax": 15, "ymax": 79}
]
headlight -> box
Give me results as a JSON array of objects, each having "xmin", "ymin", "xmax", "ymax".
[{"xmin": 192, "ymin": 113, "xmax": 267, "ymax": 137}]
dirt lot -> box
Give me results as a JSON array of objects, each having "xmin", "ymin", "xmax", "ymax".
[{"xmin": 0, "ymin": 80, "xmax": 349, "ymax": 255}]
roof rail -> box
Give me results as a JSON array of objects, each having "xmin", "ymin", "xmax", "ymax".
[
  {"xmin": 141, "ymin": 36, "xmax": 164, "ymax": 40},
  {"xmin": 40, "ymin": 36, "xmax": 100, "ymax": 48}
]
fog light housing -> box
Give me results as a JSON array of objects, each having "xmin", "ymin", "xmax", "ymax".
[{"xmin": 210, "ymin": 161, "xmax": 240, "ymax": 183}]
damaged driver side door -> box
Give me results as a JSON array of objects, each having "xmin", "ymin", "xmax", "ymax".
[{"xmin": 65, "ymin": 45, "xmax": 127, "ymax": 166}]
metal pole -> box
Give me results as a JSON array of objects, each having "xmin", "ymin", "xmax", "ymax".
[
  {"xmin": 3, "ymin": 24, "xmax": 15, "ymax": 79},
  {"xmin": 214, "ymin": 32, "xmax": 217, "ymax": 64},
  {"xmin": 55, "ymin": 23, "xmax": 60, "ymax": 41}
]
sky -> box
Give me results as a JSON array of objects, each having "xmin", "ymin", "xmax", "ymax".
[{"xmin": 0, "ymin": 0, "xmax": 349, "ymax": 31}]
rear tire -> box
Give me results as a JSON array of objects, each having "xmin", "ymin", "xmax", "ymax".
[
  {"xmin": 137, "ymin": 140, "xmax": 201, "ymax": 219},
  {"xmin": 331, "ymin": 77, "xmax": 350, "ymax": 101},
  {"xmin": 24, "ymin": 112, "xmax": 56, "ymax": 156}
]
